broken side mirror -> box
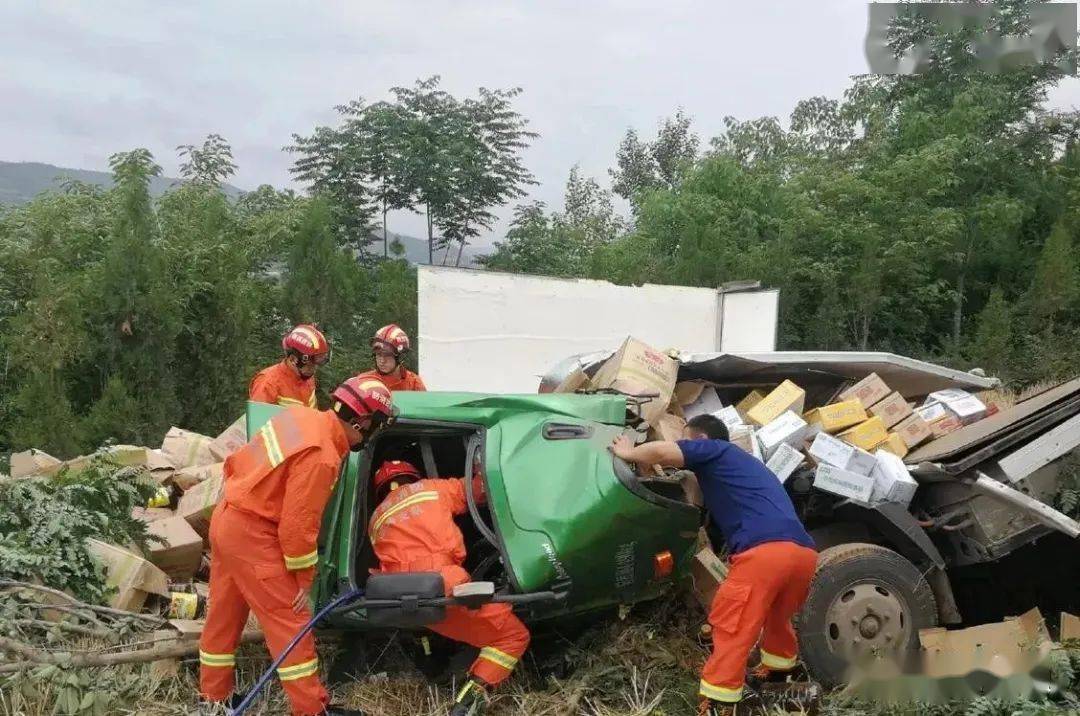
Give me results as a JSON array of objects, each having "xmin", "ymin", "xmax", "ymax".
[{"xmin": 451, "ymin": 581, "xmax": 495, "ymax": 609}]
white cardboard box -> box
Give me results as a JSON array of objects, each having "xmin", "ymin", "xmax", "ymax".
[
  {"xmin": 684, "ymin": 386, "xmax": 725, "ymax": 420},
  {"xmin": 926, "ymin": 389, "xmax": 987, "ymax": 424},
  {"xmin": 756, "ymin": 411, "xmax": 809, "ymax": 460},
  {"xmin": 715, "ymin": 406, "xmax": 745, "ymax": 431},
  {"xmin": 815, "ymin": 464, "xmax": 875, "ymax": 504},
  {"xmin": 766, "ymin": 443, "xmax": 805, "ymax": 484},
  {"xmin": 870, "ymin": 449, "xmax": 919, "ymax": 506},
  {"xmin": 808, "ymin": 432, "xmax": 877, "ymax": 476}
]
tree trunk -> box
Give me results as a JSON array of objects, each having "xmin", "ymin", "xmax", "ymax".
[
  {"xmin": 426, "ymin": 207, "xmax": 434, "ymax": 265},
  {"xmin": 952, "ymin": 233, "xmax": 974, "ymax": 348},
  {"xmin": 382, "ymin": 196, "xmax": 389, "ymax": 259},
  {"xmin": 454, "ymin": 239, "xmax": 466, "ymax": 267},
  {"xmin": 441, "ymin": 242, "xmax": 452, "ymax": 266}
]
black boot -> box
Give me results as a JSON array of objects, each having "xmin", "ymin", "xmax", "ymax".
[{"xmin": 449, "ymin": 679, "xmax": 487, "ymax": 716}]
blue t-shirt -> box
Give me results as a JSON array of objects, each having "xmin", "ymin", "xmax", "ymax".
[{"xmin": 677, "ymin": 438, "xmax": 814, "ymax": 554}]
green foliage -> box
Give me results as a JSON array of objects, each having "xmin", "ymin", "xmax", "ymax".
[{"xmin": 0, "ymin": 460, "xmax": 160, "ymax": 604}]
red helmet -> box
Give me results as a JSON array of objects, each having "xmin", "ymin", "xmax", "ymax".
[
  {"xmin": 331, "ymin": 378, "xmax": 394, "ymax": 425},
  {"xmin": 373, "ymin": 460, "xmax": 421, "ymax": 493},
  {"xmin": 283, "ymin": 324, "xmax": 330, "ymax": 361},
  {"xmin": 372, "ymin": 324, "xmax": 410, "ymax": 357}
]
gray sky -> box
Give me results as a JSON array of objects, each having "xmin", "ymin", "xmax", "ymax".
[{"xmin": 3, "ymin": 0, "xmax": 1080, "ymax": 245}]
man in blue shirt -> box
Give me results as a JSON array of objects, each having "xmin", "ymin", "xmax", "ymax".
[{"xmin": 611, "ymin": 414, "xmax": 817, "ymax": 715}]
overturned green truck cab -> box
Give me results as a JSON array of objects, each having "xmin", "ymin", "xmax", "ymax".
[{"xmin": 246, "ymin": 391, "xmax": 701, "ymax": 628}]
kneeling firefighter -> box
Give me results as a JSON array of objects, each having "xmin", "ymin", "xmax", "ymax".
[
  {"xmin": 369, "ymin": 460, "xmax": 530, "ymax": 716},
  {"xmin": 199, "ymin": 378, "xmax": 395, "ymax": 716}
]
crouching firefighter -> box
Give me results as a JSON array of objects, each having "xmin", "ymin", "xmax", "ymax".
[
  {"xmin": 199, "ymin": 378, "xmax": 395, "ymax": 716},
  {"xmin": 611, "ymin": 414, "xmax": 818, "ymax": 716},
  {"xmin": 369, "ymin": 460, "xmax": 530, "ymax": 716},
  {"xmin": 250, "ymin": 324, "xmax": 331, "ymax": 408}
]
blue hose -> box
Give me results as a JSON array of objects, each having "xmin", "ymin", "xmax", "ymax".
[{"xmin": 230, "ymin": 588, "xmax": 365, "ymax": 715}]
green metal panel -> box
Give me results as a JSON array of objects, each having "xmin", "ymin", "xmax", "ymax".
[{"xmin": 389, "ymin": 392, "xmax": 628, "ymax": 427}]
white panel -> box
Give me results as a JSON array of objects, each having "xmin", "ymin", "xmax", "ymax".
[
  {"xmin": 418, "ymin": 267, "xmax": 779, "ymax": 393},
  {"xmin": 720, "ymin": 290, "xmax": 779, "ymax": 352},
  {"xmin": 998, "ymin": 413, "xmax": 1080, "ymax": 483}
]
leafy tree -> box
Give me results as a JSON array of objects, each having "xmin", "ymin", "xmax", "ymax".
[
  {"xmin": 177, "ymin": 133, "xmax": 238, "ymax": 187},
  {"xmin": 967, "ymin": 287, "xmax": 1013, "ymax": 377},
  {"xmin": 610, "ymin": 110, "xmax": 699, "ymax": 211},
  {"xmin": 1027, "ymin": 219, "xmax": 1079, "ymax": 326}
]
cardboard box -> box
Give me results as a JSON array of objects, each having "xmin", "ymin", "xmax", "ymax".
[
  {"xmin": 894, "ymin": 413, "xmax": 932, "ymax": 449},
  {"xmin": 683, "ymin": 386, "xmax": 725, "ymax": 420},
  {"xmin": 146, "ymin": 516, "xmax": 205, "ymax": 582},
  {"xmin": 132, "ymin": 507, "xmax": 174, "ymax": 524},
  {"xmin": 919, "ymin": 608, "xmax": 1052, "ymax": 678},
  {"xmin": 146, "ymin": 449, "xmax": 176, "ymax": 485},
  {"xmin": 177, "ymin": 468, "xmax": 225, "ymax": 540},
  {"xmin": 840, "ymin": 373, "xmax": 892, "ymax": 409},
  {"xmin": 838, "ymin": 416, "xmax": 889, "ymax": 451},
  {"xmin": 210, "ymin": 415, "xmax": 249, "ymax": 461},
  {"xmin": 930, "ymin": 415, "xmax": 963, "ymax": 438},
  {"xmin": 916, "ymin": 403, "xmax": 951, "ymax": 424},
  {"xmin": 1061, "ymin": 612, "xmax": 1080, "ymax": 642},
  {"xmin": 747, "ymin": 381, "xmax": 806, "ymax": 427},
  {"xmin": 766, "ymin": 443, "xmax": 805, "ymax": 484},
  {"xmin": 10, "ymin": 449, "xmax": 62, "ymax": 478},
  {"xmin": 554, "ymin": 368, "xmax": 591, "ymax": 394},
  {"xmin": 870, "ymin": 450, "xmax": 919, "ymax": 506},
  {"xmin": 173, "ymin": 462, "xmax": 224, "ymax": 492},
  {"xmin": 869, "ymin": 392, "xmax": 912, "ymax": 429},
  {"xmin": 735, "ymin": 390, "xmax": 767, "ymax": 420},
  {"xmin": 877, "ymin": 432, "xmax": 910, "ymax": 459},
  {"xmin": 648, "ymin": 412, "xmax": 687, "ymax": 443},
  {"xmin": 591, "ymin": 337, "xmax": 679, "ymax": 427},
  {"xmin": 715, "ymin": 406, "xmax": 745, "ymax": 431},
  {"xmin": 674, "ymin": 381, "xmax": 706, "ymax": 408},
  {"xmin": 162, "ymin": 427, "xmax": 217, "ymax": 470},
  {"xmin": 814, "ymin": 464, "xmax": 875, "ymax": 504},
  {"xmin": 729, "ymin": 426, "xmax": 757, "ymax": 456},
  {"xmin": 805, "ymin": 400, "xmax": 867, "ymax": 434},
  {"xmin": 35, "ymin": 445, "xmax": 152, "ymax": 479},
  {"xmin": 808, "ymin": 432, "xmax": 876, "ymax": 476},
  {"xmin": 87, "ymin": 539, "xmax": 170, "ymax": 612},
  {"xmin": 756, "ymin": 411, "xmax": 809, "ymax": 460},
  {"xmin": 690, "ymin": 547, "xmax": 729, "ymax": 610}
]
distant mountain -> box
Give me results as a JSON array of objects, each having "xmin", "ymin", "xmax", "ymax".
[
  {"xmin": 363, "ymin": 229, "xmax": 482, "ymax": 268},
  {"xmin": 0, "ymin": 160, "xmax": 243, "ymax": 205}
]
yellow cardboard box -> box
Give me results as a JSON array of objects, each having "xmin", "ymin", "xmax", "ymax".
[
  {"xmin": 838, "ymin": 416, "xmax": 889, "ymax": 451},
  {"xmin": 87, "ymin": 539, "xmax": 170, "ymax": 612},
  {"xmin": 805, "ymin": 399, "xmax": 867, "ymax": 434},
  {"xmin": 876, "ymin": 433, "xmax": 910, "ymax": 459},
  {"xmin": 747, "ymin": 381, "xmax": 806, "ymax": 427},
  {"xmin": 735, "ymin": 389, "xmax": 767, "ymax": 420}
]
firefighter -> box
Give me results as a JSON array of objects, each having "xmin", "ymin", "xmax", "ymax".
[
  {"xmin": 250, "ymin": 324, "xmax": 331, "ymax": 408},
  {"xmin": 610, "ymin": 414, "xmax": 818, "ymax": 716},
  {"xmin": 357, "ymin": 324, "xmax": 426, "ymax": 392},
  {"xmin": 369, "ymin": 459, "xmax": 530, "ymax": 716},
  {"xmin": 199, "ymin": 378, "xmax": 395, "ymax": 716}
]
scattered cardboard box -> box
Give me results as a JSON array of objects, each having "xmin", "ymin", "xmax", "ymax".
[
  {"xmin": 894, "ymin": 413, "xmax": 933, "ymax": 449},
  {"xmin": 715, "ymin": 406, "xmax": 745, "ymax": 431},
  {"xmin": 150, "ymin": 629, "xmax": 182, "ymax": 678},
  {"xmin": 177, "ymin": 468, "xmax": 225, "ymax": 540},
  {"xmin": 591, "ymin": 337, "xmax": 679, "ymax": 427},
  {"xmin": 683, "ymin": 386, "xmax": 725, "ymax": 420},
  {"xmin": 554, "ymin": 367, "xmax": 591, "ymax": 394},
  {"xmin": 930, "ymin": 415, "xmax": 964, "ymax": 438},
  {"xmin": 145, "ymin": 449, "xmax": 176, "ymax": 485},
  {"xmin": 1061, "ymin": 612, "xmax": 1080, "ymax": 642},
  {"xmin": 814, "ymin": 464, "xmax": 875, "ymax": 504},
  {"xmin": 805, "ymin": 399, "xmax": 867, "ymax": 434},
  {"xmin": 927, "ymin": 389, "xmax": 988, "ymax": 424},
  {"xmin": 919, "ymin": 608, "xmax": 1052, "ymax": 679},
  {"xmin": 132, "ymin": 507, "xmax": 174, "ymax": 523},
  {"xmin": 690, "ymin": 547, "xmax": 729, "ymax": 610},
  {"xmin": 210, "ymin": 415, "xmax": 249, "ymax": 461},
  {"xmin": 147, "ymin": 516, "xmax": 205, "ymax": 581},
  {"xmin": 747, "ymin": 381, "xmax": 806, "ymax": 427},
  {"xmin": 870, "ymin": 450, "xmax": 919, "ymax": 506},
  {"xmin": 728, "ymin": 426, "xmax": 757, "ymax": 457},
  {"xmin": 809, "ymin": 432, "xmax": 877, "ymax": 476},
  {"xmin": 35, "ymin": 445, "xmax": 152, "ymax": 479},
  {"xmin": 87, "ymin": 539, "xmax": 170, "ymax": 612},
  {"xmin": 648, "ymin": 413, "xmax": 687, "ymax": 443},
  {"xmin": 838, "ymin": 416, "xmax": 889, "ymax": 451},
  {"xmin": 916, "ymin": 403, "xmax": 951, "ymax": 424},
  {"xmin": 161, "ymin": 427, "xmax": 217, "ymax": 470},
  {"xmin": 674, "ymin": 381, "xmax": 706, "ymax": 408},
  {"xmin": 10, "ymin": 449, "xmax": 62, "ymax": 478},
  {"xmin": 869, "ymin": 392, "xmax": 913, "ymax": 429},
  {"xmin": 173, "ymin": 462, "xmax": 224, "ymax": 492},
  {"xmin": 841, "ymin": 373, "xmax": 892, "ymax": 409},
  {"xmin": 877, "ymin": 432, "xmax": 910, "ymax": 459},
  {"xmin": 756, "ymin": 411, "xmax": 809, "ymax": 460},
  {"xmin": 766, "ymin": 443, "xmax": 805, "ymax": 484},
  {"xmin": 734, "ymin": 390, "xmax": 767, "ymax": 420}
]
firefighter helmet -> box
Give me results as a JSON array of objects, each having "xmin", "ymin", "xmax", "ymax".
[
  {"xmin": 371, "ymin": 324, "xmax": 410, "ymax": 357},
  {"xmin": 372, "ymin": 460, "xmax": 422, "ymax": 493}
]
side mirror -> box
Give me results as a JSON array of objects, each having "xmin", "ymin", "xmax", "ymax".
[
  {"xmin": 451, "ymin": 581, "xmax": 496, "ymax": 609},
  {"xmin": 364, "ymin": 572, "xmax": 446, "ymax": 628}
]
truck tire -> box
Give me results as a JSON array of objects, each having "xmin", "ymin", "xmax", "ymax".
[{"xmin": 797, "ymin": 543, "xmax": 937, "ymax": 687}]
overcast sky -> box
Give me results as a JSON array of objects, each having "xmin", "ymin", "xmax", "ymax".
[{"xmin": 3, "ymin": 0, "xmax": 1080, "ymax": 245}]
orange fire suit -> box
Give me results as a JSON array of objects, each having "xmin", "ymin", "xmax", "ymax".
[
  {"xmin": 370, "ymin": 477, "xmax": 530, "ymax": 686},
  {"xmin": 199, "ymin": 406, "xmax": 349, "ymax": 716},
  {"xmin": 250, "ymin": 360, "xmax": 318, "ymax": 408},
  {"xmin": 700, "ymin": 541, "xmax": 818, "ymax": 703},
  {"xmin": 356, "ymin": 368, "xmax": 426, "ymax": 393}
]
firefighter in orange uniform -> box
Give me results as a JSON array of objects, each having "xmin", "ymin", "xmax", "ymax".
[
  {"xmin": 369, "ymin": 460, "xmax": 530, "ymax": 716},
  {"xmin": 250, "ymin": 325, "xmax": 330, "ymax": 408},
  {"xmin": 199, "ymin": 378, "xmax": 395, "ymax": 716},
  {"xmin": 357, "ymin": 324, "xmax": 426, "ymax": 392}
]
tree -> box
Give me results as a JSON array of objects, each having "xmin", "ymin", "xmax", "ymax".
[
  {"xmin": 1027, "ymin": 219, "xmax": 1079, "ymax": 325},
  {"xmin": 967, "ymin": 287, "xmax": 1013, "ymax": 377},
  {"xmin": 610, "ymin": 110, "xmax": 699, "ymax": 211},
  {"xmin": 353, "ymin": 101, "xmax": 415, "ymax": 258},
  {"xmin": 177, "ymin": 133, "xmax": 238, "ymax": 188}
]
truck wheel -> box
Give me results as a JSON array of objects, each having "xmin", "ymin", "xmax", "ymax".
[{"xmin": 797, "ymin": 543, "xmax": 937, "ymax": 687}]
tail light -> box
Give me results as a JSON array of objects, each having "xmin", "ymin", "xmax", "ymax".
[{"xmin": 653, "ymin": 550, "xmax": 674, "ymax": 580}]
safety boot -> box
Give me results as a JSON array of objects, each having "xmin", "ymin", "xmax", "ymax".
[
  {"xmin": 449, "ymin": 678, "xmax": 487, "ymax": 716},
  {"xmin": 746, "ymin": 661, "xmax": 807, "ymax": 687},
  {"xmin": 698, "ymin": 689, "xmax": 765, "ymax": 715}
]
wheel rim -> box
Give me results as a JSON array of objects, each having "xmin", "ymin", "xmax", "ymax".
[{"xmin": 823, "ymin": 581, "xmax": 910, "ymax": 666}]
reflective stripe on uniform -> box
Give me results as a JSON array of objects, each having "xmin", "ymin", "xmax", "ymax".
[
  {"xmin": 284, "ymin": 549, "xmax": 319, "ymax": 570},
  {"xmin": 760, "ymin": 649, "xmax": 798, "ymax": 670},
  {"xmin": 260, "ymin": 423, "xmax": 285, "ymax": 467},
  {"xmin": 699, "ymin": 679, "xmax": 743, "ymax": 703},
  {"xmin": 277, "ymin": 657, "xmax": 319, "ymax": 682},
  {"xmin": 307, "ymin": 392, "xmax": 317, "ymax": 408},
  {"xmin": 456, "ymin": 679, "xmax": 481, "ymax": 702},
  {"xmin": 277, "ymin": 396, "xmax": 304, "ymax": 407},
  {"xmin": 369, "ymin": 491, "xmax": 439, "ymax": 540},
  {"xmin": 478, "ymin": 647, "xmax": 518, "ymax": 671},
  {"xmin": 199, "ymin": 650, "xmax": 236, "ymax": 667}
]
